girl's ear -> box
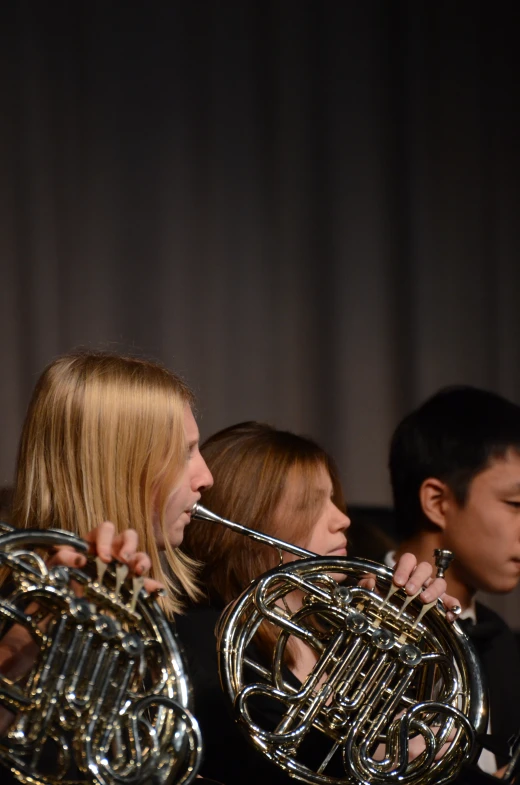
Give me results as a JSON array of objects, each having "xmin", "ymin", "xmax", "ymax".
[{"xmin": 419, "ymin": 477, "xmax": 451, "ymax": 531}]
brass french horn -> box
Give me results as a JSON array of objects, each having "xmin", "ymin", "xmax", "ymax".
[
  {"xmin": 0, "ymin": 525, "xmax": 202, "ymax": 785},
  {"xmin": 192, "ymin": 504, "xmax": 487, "ymax": 785}
]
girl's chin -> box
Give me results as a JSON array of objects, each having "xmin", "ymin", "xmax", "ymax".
[{"xmin": 166, "ymin": 524, "xmax": 187, "ymax": 548}]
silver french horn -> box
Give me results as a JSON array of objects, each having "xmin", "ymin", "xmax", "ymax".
[
  {"xmin": 191, "ymin": 504, "xmax": 487, "ymax": 785},
  {"xmin": 0, "ymin": 524, "xmax": 202, "ymax": 785}
]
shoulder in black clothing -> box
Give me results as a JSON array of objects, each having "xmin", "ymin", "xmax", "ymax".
[
  {"xmin": 175, "ymin": 605, "xmax": 292, "ymax": 785},
  {"xmin": 472, "ymin": 601, "xmax": 520, "ymax": 767}
]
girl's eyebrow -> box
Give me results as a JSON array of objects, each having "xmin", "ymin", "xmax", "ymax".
[{"xmin": 310, "ymin": 487, "xmax": 331, "ymax": 499}]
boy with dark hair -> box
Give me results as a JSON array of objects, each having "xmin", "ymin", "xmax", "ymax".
[{"xmin": 389, "ymin": 385, "xmax": 520, "ymax": 773}]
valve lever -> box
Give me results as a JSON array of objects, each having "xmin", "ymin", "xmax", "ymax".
[
  {"xmin": 115, "ymin": 563, "xmax": 129, "ymax": 597},
  {"xmin": 96, "ymin": 557, "xmax": 108, "ymax": 586}
]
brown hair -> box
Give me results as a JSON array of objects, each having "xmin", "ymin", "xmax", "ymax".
[
  {"xmin": 181, "ymin": 421, "xmax": 346, "ymax": 663},
  {"xmin": 12, "ymin": 350, "xmax": 199, "ymax": 615}
]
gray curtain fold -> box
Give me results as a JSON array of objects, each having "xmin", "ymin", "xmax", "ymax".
[{"xmin": 1, "ymin": 0, "xmax": 519, "ymax": 563}]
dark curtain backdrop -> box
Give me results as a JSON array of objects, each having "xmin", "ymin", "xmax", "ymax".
[{"xmin": 1, "ymin": 2, "xmax": 519, "ymax": 616}]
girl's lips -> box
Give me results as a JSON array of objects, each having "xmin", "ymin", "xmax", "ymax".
[
  {"xmin": 184, "ymin": 501, "xmax": 200, "ymax": 520},
  {"xmin": 328, "ymin": 547, "xmax": 347, "ymax": 557}
]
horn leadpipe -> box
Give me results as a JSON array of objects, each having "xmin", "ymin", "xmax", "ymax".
[{"xmin": 191, "ymin": 503, "xmax": 314, "ymax": 560}]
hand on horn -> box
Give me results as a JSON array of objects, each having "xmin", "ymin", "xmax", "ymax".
[
  {"xmin": 49, "ymin": 521, "xmax": 164, "ymax": 595},
  {"xmin": 358, "ymin": 552, "xmax": 461, "ymax": 623},
  {"xmin": 407, "ymin": 724, "xmax": 457, "ymax": 762}
]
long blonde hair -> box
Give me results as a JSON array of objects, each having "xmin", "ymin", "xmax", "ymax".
[{"xmin": 12, "ymin": 350, "xmax": 200, "ymax": 615}]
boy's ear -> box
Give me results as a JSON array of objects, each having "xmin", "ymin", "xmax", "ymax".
[{"xmin": 419, "ymin": 478, "xmax": 451, "ymax": 530}]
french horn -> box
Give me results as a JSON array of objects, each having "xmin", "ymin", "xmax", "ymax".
[
  {"xmin": 191, "ymin": 504, "xmax": 487, "ymax": 785},
  {"xmin": 0, "ymin": 524, "xmax": 202, "ymax": 785}
]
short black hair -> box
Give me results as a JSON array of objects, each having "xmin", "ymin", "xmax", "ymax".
[{"xmin": 389, "ymin": 386, "xmax": 520, "ymax": 539}]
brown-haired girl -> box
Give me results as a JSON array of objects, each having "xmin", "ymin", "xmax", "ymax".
[{"xmin": 178, "ymin": 422, "xmax": 458, "ymax": 785}]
